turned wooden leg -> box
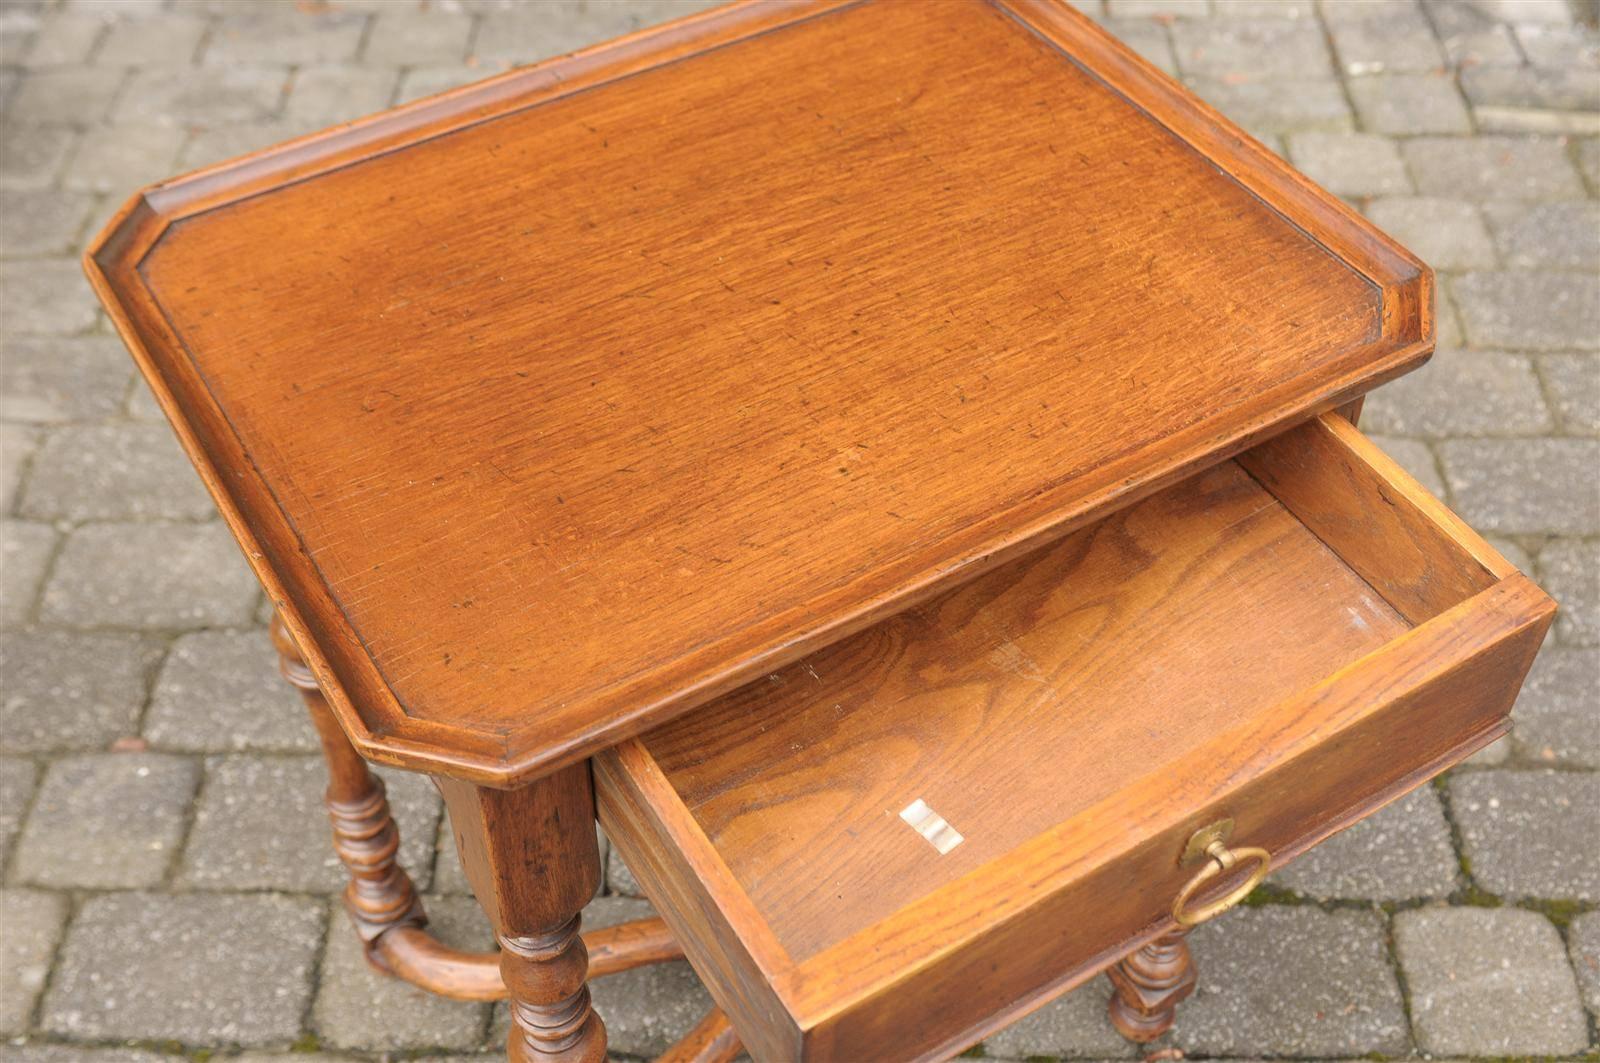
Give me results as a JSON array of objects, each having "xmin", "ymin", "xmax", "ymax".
[
  {"xmin": 1106, "ymin": 928, "xmax": 1196, "ymax": 1043},
  {"xmin": 438, "ymin": 769, "xmax": 607, "ymax": 1063},
  {"xmin": 271, "ymin": 614, "xmax": 425, "ymax": 949}
]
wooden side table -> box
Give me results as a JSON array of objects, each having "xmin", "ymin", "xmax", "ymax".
[{"xmin": 84, "ymin": 3, "xmax": 1554, "ymax": 1060}]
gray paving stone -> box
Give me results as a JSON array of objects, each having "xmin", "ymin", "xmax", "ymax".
[
  {"xmin": 1511, "ymin": 644, "xmax": 1600, "ymax": 766},
  {"xmin": 1454, "ymin": 271, "xmax": 1600, "ymax": 351},
  {"xmin": 1540, "ymin": 538, "xmax": 1599, "ymax": 646},
  {"xmin": 124, "ymin": 373, "xmax": 163, "ymax": 422},
  {"xmin": 0, "ymin": 334, "xmax": 132, "ymax": 423},
  {"xmin": 1104, "ymin": 19, "xmax": 1176, "ymax": 77},
  {"xmin": 0, "ymin": 125, "xmax": 76, "ymax": 190},
  {"xmin": 1274, "ymin": 787, "xmax": 1459, "ymax": 900},
  {"xmin": 1362, "ymin": 349, "xmax": 1551, "ymax": 436},
  {"xmin": 0, "ymin": 12, "xmax": 35, "ymax": 68},
  {"xmin": 1395, "ymin": 906, "xmax": 1589, "ymax": 1056},
  {"xmin": 1288, "ymin": 132, "xmax": 1410, "ymax": 197},
  {"xmin": 0, "ymin": 424, "xmax": 35, "ymax": 514},
  {"xmin": 1428, "ymin": 0, "xmax": 1522, "ymax": 66},
  {"xmin": 180, "ymin": 120, "xmax": 302, "ymax": 170},
  {"xmin": 1441, "ymin": 439, "xmax": 1600, "ymax": 535},
  {"xmin": 62, "ymin": 122, "xmax": 186, "ymax": 194},
  {"xmin": 473, "ymin": 1, "xmax": 721, "ymax": 67},
  {"xmin": 1466, "ymin": 731, "xmax": 1513, "ymax": 765},
  {"xmin": 7, "ymin": 67, "xmax": 124, "ymax": 123},
  {"xmin": 284, "ymin": 65, "xmax": 398, "ymax": 132},
  {"xmin": 1348, "ymin": 73, "xmax": 1472, "ymax": 135},
  {"xmin": 1452, "ymin": 769, "xmax": 1600, "ymax": 899},
  {"xmin": 0, "ymin": 1047, "xmax": 176, "ymax": 1063},
  {"xmin": 1514, "ymin": 21, "xmax": 1600, "ymax": 67},
  {"xmin": 13, "ymin": 752, "xmax": 199, "ymax": 888},
  {"xmin": 1563, "ymin": 133, "xmax": 1598, "ymax": 187},
  {"xmin": 1486, "ymin": 534, "xmax": 1534, "ymax": 572},
  {"xmin": 1183, "ymin": 77, "xmax": 1353, "ymax": 137},
  {"xmin": 491, "ymin": 895, "xmax": 713, "ymax": 1058},
  {"xmin": 1213, "ymin": 0, "xmax": 1313, "ymax": 15},
  {"xmin": 1482, "ymin": 199, "xmax": 1600, "ymax": 270},
  {"xmin": 20, "ymin": 423, "xmax": 215, "ymax": 521},
  {"xmin": 1319, "ymin": 0, "xmax": 1422, "ymax": 21},
  {"xmin": 94, "ymin": 13, "xmax": 207, "ymax": 67},
  {"xmin": 20, "ymin": 12, "xmax": 102, "ymax": 67},
  {"xmin": 0, "ymin": 756, "xmax": 38, "ymax": 859},
  {"xmin": 1464, "ymin": 65, "xmax": 1600, "ymax": 135},
  {"xmin": 0, "ymin": 520, "xmax": 55, "ymax": 627},
  {"xmin": 314, "ymin": 894, "xmax": 492, "ymax": 1050},
  {"xmin": 1170, "ymin": 18, "xmax": 1333, "ymax": 80},
  {"xmin": 607, "ymin": 840, "xmax": 644, "ymax": 898},
  {"xmin": 1403, "ymin": 134, "xmax": 1587, "ymax": 200},
  {"xmin": 145, "ymin": 629, "xmax": 318, "ymax": 753},
  {"xmin": 0, "ymin": 259, "xmax": 98, "ymax": 335},
  {"xmin": 205, "ymin": 6, "xmax": 367, "ymax": 66},
  {"xmin": 0, "ymin": 630, "xmax": 162, "ymax": 753},
  {"xmin": 0, "ymin": 188, "xmax": 94, "ymax": 257},
  {"xmin": 1435, "ymin": 285, "xmax": 1468, "ymax": 348},
  {"xmin": 396, "ymin": 65, "xmax": 486, "ymax": 105},
  {"xmin": 0, "ymin": 889, "xmax": 67, "ymax": 1035},
  {"xmin": 1365, "ymin": 197, "xmax": 1495, "ymax": 270},
  {"xmin": 364, "ymin": 8, "xmax": 475, "ymax": 67},
  {"xmin": 1365, "ymin": 435, "xmax": 1446, "ymax": 497},
  {"xmin": 41, "ymin": 521, "xmax": 260, "ymax": 629},
  {"xmin": 117, "ymin": 65, "xmax": 288, "ymax": 127},
  {"xmin": 1173, "ymin": 907, "xmax": 1408, "ymax": 1056},
  {"xmin": 1570, "ymin": 910, "xmax": 1600, "ymax": 1019},
  {"xmin": 70, "ymin": 0, "xmax": 168, "ymax": 12},
  {"xmin": 1540, "ymin": 353, "xmax": 1600, "ymax": 436},
  {"xmin": 41, "ymin": 890, "xmax": 323, "ymax": 1044},
  {"xmin": 1106, "ymin": 0, "xmax": 1209, "ymax": 16},
  {"xmin": 225, "ymin": 1054, "xmax": 363, "ymax": 1063},
  {"xmin": 981, "ymin": 977, "xmax": 1132, "ymax": 1058},
  {"xmin": 178, "ymin": 754, "xmax": 440, "ymax": 892},
  {"xmin": 1328, "ymin": 11, "xmax": 1444, "ymax": 76}
]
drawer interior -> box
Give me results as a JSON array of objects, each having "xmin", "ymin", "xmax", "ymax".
[
  {"xmin": 599, "ymin": 414, "xmax": 1549, "ymax": 1060},
  {"xmin": 634, "ymin": 416, "xmax": 1503, "ymax": 961}
]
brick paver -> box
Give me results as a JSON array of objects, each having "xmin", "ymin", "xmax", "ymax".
[{"xmin": 0, "ymin": 0, "xmax": 1594, "ymax": 1059}]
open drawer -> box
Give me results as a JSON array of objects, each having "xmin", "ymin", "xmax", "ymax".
[{"xmin": 594, "ymin": 414, "xmax": 1554, "ymax": 1062}]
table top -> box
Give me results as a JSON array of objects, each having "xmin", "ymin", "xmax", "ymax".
[{"xmin": 87, "ymin": 0, "xmax": 1431, "ymax": 786}]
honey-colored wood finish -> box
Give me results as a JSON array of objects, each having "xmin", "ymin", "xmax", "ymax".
[
  {"xmin": 656, "ymin": 1008, "xmax": 744, "ymax": 1063},
  {"xmin": 1106, "ymin": 930, "xmax": 1196, "ymax": 1042},
  {"xmin": 85, "ymin": 0, "xmax": 1432, "ymax": 788},
  {"xmin": 275, "ymin": 613, "xmax": 689, "ymax": 1008},
  {"xmin": 438, "ymin": 772, "xmax": 607, "ymax": 1061},
  {"xmin": 596, "ymin": 415, "xmax": 1554, "ymax": 1060}
]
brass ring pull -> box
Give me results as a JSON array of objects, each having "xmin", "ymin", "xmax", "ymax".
[{"xmin": 1172, "ymin": 821, "xmax": 1270, "ymax": 928}]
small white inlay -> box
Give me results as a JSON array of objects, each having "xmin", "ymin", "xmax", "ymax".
[{"xmin": 899, "ymin": 798, "xmax": 964, "ymax": 855}]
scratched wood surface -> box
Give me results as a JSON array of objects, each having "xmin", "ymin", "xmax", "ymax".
[
  {"xmin": 600, "ymin": 416, "xmax": 1554, "ymax": 1060},
  {"xmin": 89, "ymin": 0, "xmax": 1431, "ymax": 783}
]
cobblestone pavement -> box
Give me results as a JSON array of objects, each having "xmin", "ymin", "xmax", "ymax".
[{"xmin": 1, "ymin": 0, "xmax": 1597, "ymax": 1059}]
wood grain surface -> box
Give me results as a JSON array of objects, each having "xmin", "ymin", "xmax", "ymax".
[
  {"xmin": 87, "ymin": 0, "xmax": 1433, "ymax": 783},
  {"xmin": 642, "ymin": 457, "xmax": 1408, "ymax": 958},
  {"xmin": 598, "ymin": 416, "xmax": 1554, "ymax": 1060}
]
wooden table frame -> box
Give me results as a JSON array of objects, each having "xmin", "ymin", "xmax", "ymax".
[
  {"xmin": 271, "ymin": 611, "xmax": 1196, "ymax": 1061},
  {"xmin": 78, "ymin": 2, "xmax": 1470, "ymax": 1058}
]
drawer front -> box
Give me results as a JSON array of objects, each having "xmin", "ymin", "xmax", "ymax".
[
  {"xmin": 798, "ymin": 576, "xmax": 1548, "ymax": 1060},
  {"xmin": 601, "ymin": 416, "xmax": 1556, "ymax": 1063}
]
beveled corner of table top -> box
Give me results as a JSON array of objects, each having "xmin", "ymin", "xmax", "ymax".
[{"xmin": 84, "ymin": 0, "xmax": 1433, "ymax": 787}]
